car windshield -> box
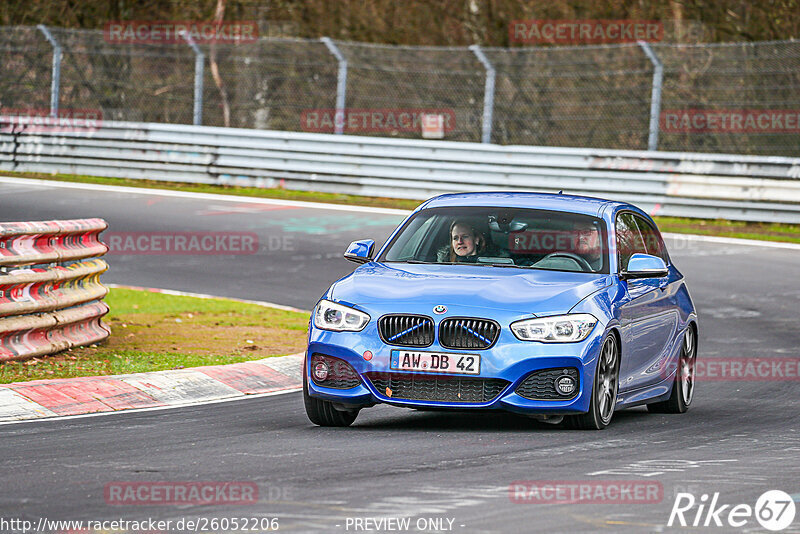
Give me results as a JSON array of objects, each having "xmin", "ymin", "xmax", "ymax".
[{"xmin": 380, "ymin": 206, "xmax": 608, "ymax": 274}]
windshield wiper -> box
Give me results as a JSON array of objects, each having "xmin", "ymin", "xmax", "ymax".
[
  {"xmin": 392, "ymin": 260, "xmax": 534, "ymax": 270},
  {"xmin": 435, "ymin": 261, "xmax": 531, "ymax": 269},
  {"xmin": 475, "ymin": 262, "xmax": 536, "ymax": 269}
]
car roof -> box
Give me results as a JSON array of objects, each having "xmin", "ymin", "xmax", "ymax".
[{"xmin": 420, "ymin": 191, "xmax": 625, "ymax": 218}]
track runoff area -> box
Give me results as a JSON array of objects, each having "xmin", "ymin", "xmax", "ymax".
[{"xmin": 0, "ymin": 177, "xmax": 798, "ymax": 533}]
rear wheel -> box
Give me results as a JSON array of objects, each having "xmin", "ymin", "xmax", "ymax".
[
  {"xmin": 565, "ymin": 334, "xmax": 619, "ymax": 430},
  {"xmin": 648, "ymin": 326, "xmax": 696, "ymax": 414},
  {"xmin": 303, "ymin": 368, "xmax": 359, "ymax": 427}
]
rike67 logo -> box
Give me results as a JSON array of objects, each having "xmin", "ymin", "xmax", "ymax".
[{"xmin": 669, "ymin": 490, "xmax": 796, "ymax": 531}]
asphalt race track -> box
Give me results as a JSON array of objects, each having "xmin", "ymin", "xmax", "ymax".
[
  {"xmin": 0, "ymin": 178, "xmax": 407, "ymax": 309},
  {"xmin": 1, "ymin": 178, "xmax": 799, "ymax": 533}
]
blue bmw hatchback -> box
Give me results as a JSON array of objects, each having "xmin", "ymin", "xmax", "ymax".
[{"xmin": 304, "ymin": 192, "xmax": 698, "ymax": 429}]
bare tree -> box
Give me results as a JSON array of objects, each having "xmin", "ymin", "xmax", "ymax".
[{"xmin": 209, "ymin": 0, "xmax": 231, "ymax": 127}]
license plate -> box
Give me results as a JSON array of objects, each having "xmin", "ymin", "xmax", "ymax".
[{"xmin": 390, "ymin": 350, "xmax": 480, "ymax": 375}]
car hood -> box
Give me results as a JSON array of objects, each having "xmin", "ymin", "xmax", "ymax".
[{"xmin": 330, "ymin": 262, "xmax": 611, "ymax": 316}]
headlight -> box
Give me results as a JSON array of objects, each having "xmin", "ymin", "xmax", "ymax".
[
  {"xmin": 314, "ymin": 299, "xmax": 370, "ymax": 332},
  {"xmin": 510, "ymin": 313, "xmax": 597, "ymax": 342}
]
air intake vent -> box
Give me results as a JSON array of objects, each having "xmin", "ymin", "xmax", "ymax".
[
  {"xmin": 516, "ymin": 368, "xmax": 580, "ymax": 400},
  {"xmin": 439, "ymin": 318, "xmax": 500, "ymax": 349},
  {"xmin": 310, "ymin": 354, "xmax": 361, "ymax": 389},
  {"xmin": 365, "ymin": 372, "xmax": 508, "ymax": 403},
  {"xmin": 378, "ymin": 315, "xmax": 434, "ymax": 347}
]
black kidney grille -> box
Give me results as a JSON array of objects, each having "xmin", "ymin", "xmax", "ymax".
[
  {"xmin": 379, "ymin": 315, "xmax": 434, "ymax": 347},
  {"xmin": 515, "ymin": 368, "xmax": 579, "ymax": 400},
  {"xmin": 365, "ymin": 372, "xmax": 508, "ymax": 403},
  {"xmin": 439, "ymin": 318, "xmax": 500, "ymax": 349}
]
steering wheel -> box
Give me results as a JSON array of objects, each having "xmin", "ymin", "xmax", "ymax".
[{"xmin": 538, "ymin": 252, "xmax": 593, "ymax": 272}]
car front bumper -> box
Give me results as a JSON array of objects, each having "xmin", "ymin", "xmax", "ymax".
[{"xmin": 305, "ymin": 323, "xmax": 606, "ymax": 415}]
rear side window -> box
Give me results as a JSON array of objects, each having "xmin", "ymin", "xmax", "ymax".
[
  {"xmin": 615, "ymin": 212, "xmax": 647, "ymax": 270},
  {"xmin": 632, "ymin": 215, "xmax": 669, "ymax": 263}
]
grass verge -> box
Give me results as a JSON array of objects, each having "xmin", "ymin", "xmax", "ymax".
[
  {"xmin": 4, "ymin": 171, "xmax": 800, "ymax": 243},
  {"xmin": 0, "ymin": 288, "xmax": 309, "ymax": 384}
]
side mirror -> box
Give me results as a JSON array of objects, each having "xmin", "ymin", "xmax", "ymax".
[
  {"xmin": 621, "ymin": 253, "xmax": 668, "ymax": 279},
  {"xmin": 344, "ymin": 239, "xmax": 375, "ymax": 264}
]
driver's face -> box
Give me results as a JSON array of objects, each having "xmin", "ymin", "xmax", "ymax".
[
  {"xmin": 451, "ymin": 224, "xmax": 477, "ymax": 256},
  {"xmin": 575, "ymin": 227, "xmax": 600, "ymax": 256}
]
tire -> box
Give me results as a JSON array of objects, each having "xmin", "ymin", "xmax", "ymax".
[
  {"xmin": 565, "ymin": 334, "xmax": 619, "ymax": 430},
  {"xmin": 648, "ymin": 326, "xmax": 696, "ymax": 414},
  {"xmin": 303, "ymin": 368, "xmax": 359, "ymax": 427}
]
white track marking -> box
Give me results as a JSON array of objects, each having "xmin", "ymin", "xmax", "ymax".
[
  {"xmin": 2, "ymin": 176, "xmax": 798, "ymax": 250},
  {"xmin": 0, "ymin": 176, "xmax": 411, "ymax": 215},
  {"xmin": 662, "ymin": 232, "xmax": 800, "ymax": 251}
]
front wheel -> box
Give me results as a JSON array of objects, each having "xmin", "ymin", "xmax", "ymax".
[
  {"xmin": 303, "ymin": 369, "xmax": 359, "ymax": 427},
  {"xmin": 648, "ymin": 326, "xmax": 696, "ymax": 414},
  {"xmin": 565, "ymin": 334, "xmax": 619, "ymax": 430}
]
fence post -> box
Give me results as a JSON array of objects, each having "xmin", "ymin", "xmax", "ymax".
[
  {"xmin": 469, "ymin": 45, "xmax": 496, "ymax": 144},
  {"xmin": 320, "ymin": 37, "xmax": 348, "ymax": 135},
  {"xmin": 180, "ymin": 31, "xmax": 204, "ymax": 126},
  {"xmin": 37, "ymin": 25, "xmax": 61, "ymax": 118},
  {"xmin": 638, "ymin": 41, "xmax": 663, "ymax": 151}
]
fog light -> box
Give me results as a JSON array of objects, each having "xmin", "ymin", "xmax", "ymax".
[
  {"xmin": 555, "ymin": 375, "xmax": 576, "ymax": 396},
  {"xmin": 312, "ymin": 360, "xmax": 329, "ymax": 382}
]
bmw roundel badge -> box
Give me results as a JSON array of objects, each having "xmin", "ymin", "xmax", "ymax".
[{"xmin": 433, "ymin": 305, "xmax": 447, "ymax": 315}]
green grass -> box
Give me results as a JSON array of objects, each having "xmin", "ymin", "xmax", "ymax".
[
  {"xmin": 4, "ymin": 170, "xmax": 799, "ymax": 243},
  {"xmin": 0, "ymin": 288, "xmax": 310, "ymax": 384},
  {"xmin": 654, "ymin": 217, "xmax": 800, "ymax": 244}
]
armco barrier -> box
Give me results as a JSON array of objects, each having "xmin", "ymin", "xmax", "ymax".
[
  {"xmin": 0, "ymin": 219, "xmax": 110, "ymax": 362},
  {"xmin": 1, "ymin": 118, "xmax": 799, "ymax": 223}
]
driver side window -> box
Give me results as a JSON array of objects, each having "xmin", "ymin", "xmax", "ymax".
[{"xmin": 616, "ymin": 212, "xmax": 647, "ymax": 271}]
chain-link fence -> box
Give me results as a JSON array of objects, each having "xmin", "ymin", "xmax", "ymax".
[{"xmin": 1, "ymin": 26, "xmax": 798, "ymax": 156}]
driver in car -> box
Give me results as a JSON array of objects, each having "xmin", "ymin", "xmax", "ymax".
[
  {"xmin": 438, "ymin": 219, "xmax": 487, "ymax": 263},
  {"xmin": 573, "ymin": 222, "xmax": 603, "ymax": 271}
]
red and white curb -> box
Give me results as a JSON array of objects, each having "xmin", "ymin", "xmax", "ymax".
[{"xmin": 0, "ymin": 353, "xmax": 304, "ymax": 423}]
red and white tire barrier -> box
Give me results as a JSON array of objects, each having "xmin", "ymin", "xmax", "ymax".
[{"xmin": 0, "ymin": 219, "xmax": 109, "ymax": 362}]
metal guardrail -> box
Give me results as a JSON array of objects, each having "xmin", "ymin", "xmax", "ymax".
[
  {"xmin": 0, "ymin": 218, "xmax": 110, "ymax": 362},
  {"xmin": 1, "ymin": 118, "xmax": 799, "ymax": 223}
]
